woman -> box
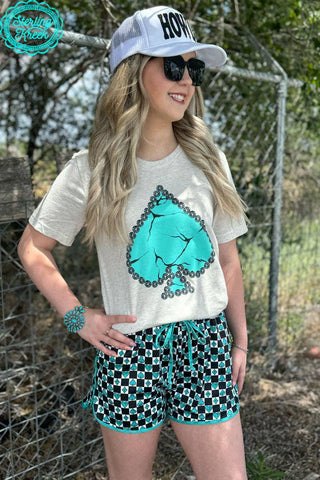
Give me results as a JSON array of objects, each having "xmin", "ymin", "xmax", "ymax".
[{"xmin": 18, "ymin": 6, "xmax": 248, "ymax": 479}]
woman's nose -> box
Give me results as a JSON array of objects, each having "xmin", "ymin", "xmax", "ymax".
[{"xmin": 179, "ymin": 66, "xmax": 193, "ymax": 85}]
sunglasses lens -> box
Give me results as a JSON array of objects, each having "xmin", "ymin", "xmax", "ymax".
[
  {"xmin": 164, "ymin": 57, "xmax": 184, "ymax": 82},
  {"xmin": 188, "ymin": 58, "xmax": 205, "ymax": 86}
]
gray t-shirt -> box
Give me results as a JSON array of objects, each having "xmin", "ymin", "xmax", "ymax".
[{"xmin": 29, "ymin": 145, "xmax": 247, "ymax": 334}]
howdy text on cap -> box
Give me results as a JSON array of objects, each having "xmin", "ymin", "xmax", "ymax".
[{"xmin": 157, "ymin": 12, "xmax": 196, "ymax": 42}]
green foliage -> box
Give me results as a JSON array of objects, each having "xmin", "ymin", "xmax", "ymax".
[
  {"xmin": 241, "ymin": 0, "xmax": 320, "ymax": 88},
  {"xmin": 246, "ymin": 452, "xmax": 285, "ymax": 479},
  {"xmin": 278, "ymin": 311, "xmax": 304, "ymax": 346}
]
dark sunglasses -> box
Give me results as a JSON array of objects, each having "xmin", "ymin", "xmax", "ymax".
[{"xmin": 150, "ymin": 55, "xmax": 205, "ymax": 86}]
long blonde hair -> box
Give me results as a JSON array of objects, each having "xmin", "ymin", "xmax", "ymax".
[{"xmin": 84, "ymin": 53, "xmax": 246, "ymax": 247}]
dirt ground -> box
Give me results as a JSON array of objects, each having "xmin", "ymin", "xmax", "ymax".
[
  {"xmin": 80, "ymin": 308, "xmax": 320, "ymax": 480},
  {"xmin": 238, "ymin": 308, "xmax": 320, "ymax": 480}
]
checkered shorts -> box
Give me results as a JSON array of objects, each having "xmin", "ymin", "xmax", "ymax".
[{"xmin": 81, "ymin": 313, "xmax": 239, "ymax": 433}]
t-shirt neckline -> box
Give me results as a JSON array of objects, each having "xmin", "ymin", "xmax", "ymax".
[{"xmin": 136, "ymin": 144, "xmax": 182, "ymax": 170}]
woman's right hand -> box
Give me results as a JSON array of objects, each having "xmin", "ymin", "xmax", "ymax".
[{"xmin": 77, "ymin": 308, "xmax": 137, "ymax": 356}]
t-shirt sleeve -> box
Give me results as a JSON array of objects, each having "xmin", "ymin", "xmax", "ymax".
[
  {"xmin": 213, "ymin": 150, "xmax": 248, "ymax": 244},
  {"xmin": 29, "ymin": 150, "xmax": 90, "ymax": 246}
]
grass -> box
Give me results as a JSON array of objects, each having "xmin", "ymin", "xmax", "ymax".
[{"xmin": 246, "ymin": 452, "xmax": 285, "ymax": 479}]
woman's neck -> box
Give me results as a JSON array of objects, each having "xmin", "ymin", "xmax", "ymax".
[{"xmin": 137, "ymin": 120, "xmax": 178, "ymax": 161}]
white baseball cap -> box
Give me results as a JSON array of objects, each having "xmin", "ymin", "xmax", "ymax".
[{"xmin": 110, "ymin": 6, "xmax": 227, "ymax": 73}]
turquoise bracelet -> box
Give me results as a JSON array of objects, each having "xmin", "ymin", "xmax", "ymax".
[{"xmin": 64, "ymin": 305, "xmax": 87, "ymax": 333}]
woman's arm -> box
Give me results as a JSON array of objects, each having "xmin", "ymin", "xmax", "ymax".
[
  {"xmin": 18, "ymin": 224, "xmax": 79, "ymax": 315},
  {"xmin": 219, "ymin": 239, "xmax": 247, "ymax": 393},
  {"xmin": 18, "ymin": 224, "xmax": 136, "ymax": 355}
]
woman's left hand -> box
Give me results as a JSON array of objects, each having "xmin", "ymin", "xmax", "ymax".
[{"xmin": 231, "ymin": 346, "xmax": 247, "ymax": 394}]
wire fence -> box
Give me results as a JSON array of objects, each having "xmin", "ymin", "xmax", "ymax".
[{"xmin": 1, "ymin": 27, "xmax": 319, "ymax": 480}]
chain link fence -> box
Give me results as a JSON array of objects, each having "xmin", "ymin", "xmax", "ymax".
[{"xmin": 1, "ymin": 27, "xmax": 319, "ymax": 480}]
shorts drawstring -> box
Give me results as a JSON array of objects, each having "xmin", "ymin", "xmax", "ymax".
[{"xmin": 155, "ymin": 320, "xmax": 207, "ymax": 388}]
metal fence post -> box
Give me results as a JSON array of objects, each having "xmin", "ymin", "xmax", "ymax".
[{"xmin": 268, "ymin": 76, "xmax": 287, "ymax": 352}]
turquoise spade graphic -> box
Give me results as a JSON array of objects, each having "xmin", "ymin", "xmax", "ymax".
[{"xmin": 127, "ymin": 185, "xmax": 215, "ymax": 299}]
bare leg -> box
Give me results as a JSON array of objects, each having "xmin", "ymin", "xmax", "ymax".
[
  {"xmin": 170, "ymin": 412, "xmax": 247, "ymax": 480},
  {"xmin": 100, "ymin": 424, "xmax": 162, "ymax": 480}
]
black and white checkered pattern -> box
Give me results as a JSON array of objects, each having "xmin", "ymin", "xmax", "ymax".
[{"xmin": 82, "ymin": 313, "xmax": 239, "ymax": 432}]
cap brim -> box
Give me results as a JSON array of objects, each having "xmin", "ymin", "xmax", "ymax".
[{"xmin": 140, "ymin": 42, "xmax": 227, "ymax": 68}]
